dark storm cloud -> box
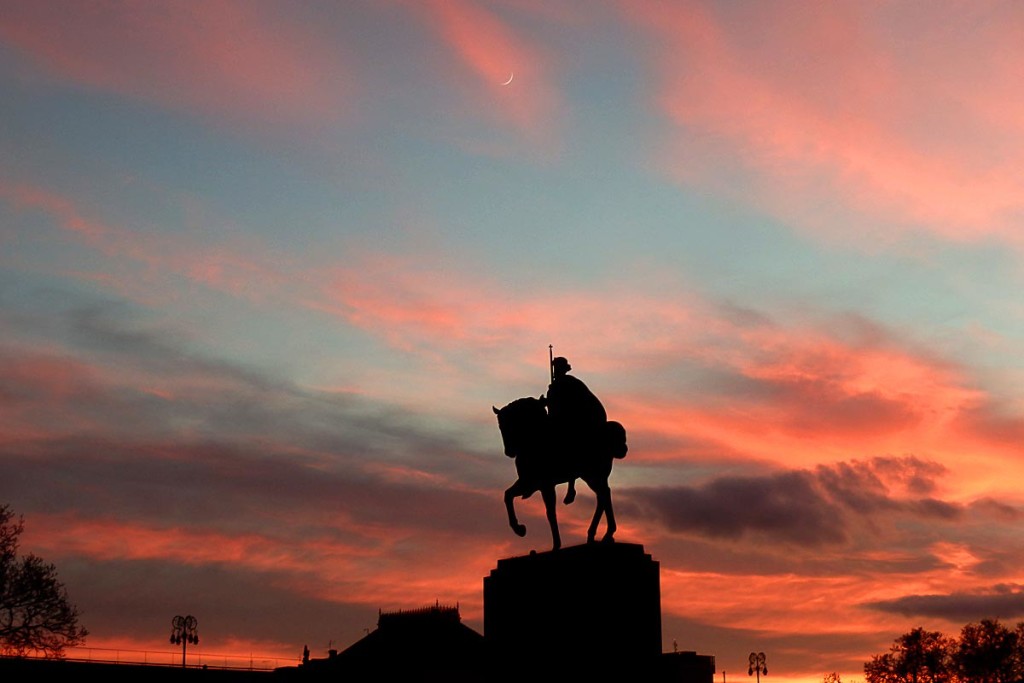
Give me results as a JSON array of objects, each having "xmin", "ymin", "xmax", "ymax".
[
  {"xmin": 625, "ymin": 456, "xmax": 962, "ymax": 547},
  {"xmin": 865, "ymin": 585, "xmax": 1024, "ymax": 621}
]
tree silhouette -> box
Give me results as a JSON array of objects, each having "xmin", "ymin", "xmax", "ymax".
[
  {"xmin": 864, "ymin": 627, "xmax": 952, "ymax": 683},
  {"xmin": 0, "ymin": 504, "xmax": 88, "ymax": 657},
  {"xmin": 864, "ymin": 621, "xmax": 1024, "ymax": 683},
  {"xmin": 952, "ymin": 619, "xmax": 1021, "ymax": 683}
]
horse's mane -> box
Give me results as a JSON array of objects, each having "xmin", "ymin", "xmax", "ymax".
[
  {"xmin": 499, "ymin": 396, "xmax": 546, "ymax": 419},
  {"xmin": 496, "ymin": 396, "xmax": 547, "ymax": 434},
  {"xmin": 505, "ymin": 396, "xmax": 542, "ymax": 410}
]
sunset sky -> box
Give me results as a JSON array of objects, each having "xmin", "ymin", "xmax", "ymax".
[{"xmin": 4, "ymin": 2, "xmax": 1024, "ymax": 681}]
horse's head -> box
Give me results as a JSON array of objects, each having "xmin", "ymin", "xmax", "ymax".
[{"xmin": 493, "ymin": 396, "xmax": 547, "ymax": 459}]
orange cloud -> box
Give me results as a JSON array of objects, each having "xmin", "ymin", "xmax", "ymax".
[
  {"xmin": 24, "ymin": 512, "xmax": 504, "ymax": 641},
  {"xmin": 27, "ymin": 516, "xmax": 372, "ymax": 575},
  {"xmin": 316, "ymin": 251, "xmax": 1024, "ymax": 497},
  {"xmin": 614, "ymin": 327, "xmax": 1000, "ymax": 493},
  {"xmin": 625, "ymin": 1, "xmax": 1024, "ymax": 242}
]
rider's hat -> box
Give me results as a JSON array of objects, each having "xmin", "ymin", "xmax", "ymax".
[{"xmin": 552, "ymin": 357, "xmax": 571, "ymax": 373}]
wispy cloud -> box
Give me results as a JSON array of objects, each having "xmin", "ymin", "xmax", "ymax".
[
  {"xmin": 0, "ymin": 183, "xmax": 111, "ymax": 239},
  {"xmin": 626, "ymin": 0, "xmax": 1024, "ymax": 243},
  {"xmin": 416, "ymin": 0, "xmax": 568, "ymax": 147},
  {"xmin": 1, "ymin": 179, "xmax": 294, "ymax": 303},
  {"xmin": 0, "ymin": 1, "xmax": 353, "ymax": 130}
]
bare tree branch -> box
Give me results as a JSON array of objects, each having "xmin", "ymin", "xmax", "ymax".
[{"xmin": 0, "ymin": 505, "xmax": 88, "ymax": 657}]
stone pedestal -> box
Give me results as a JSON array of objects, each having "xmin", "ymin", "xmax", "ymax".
[{"xmin": 483, "ymin": 542, "xmax": 661, "ymax": 668}]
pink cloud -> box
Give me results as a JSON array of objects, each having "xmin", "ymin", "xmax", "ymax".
[
  {"xmin": 417, "ymin": 0, "xmax": 566, "ymax": 144},
  {"xmin": 0, "ymin": 1, "xmax": 353, "ymax": 129},
  {"xmin": 320, "ymin": 252, "xmax": 699, "ymax": 368},
  {"xmin": 0, "ymin": 183, "xmax": 110, "ymax": 240},
  {"xmin": 1, "ymin": 179, "xmax": 293, "ymax": 303},
  {"xmin": 625, "ymin": 1, "xmax": 1024, "ymax": 242},
  {"xmin": 0, "ymin": 350, "xmax": 99, "ymax": 403},
  {"xmin": 0, "ymin": 348, "xmax": 108, "ymax": 440}
]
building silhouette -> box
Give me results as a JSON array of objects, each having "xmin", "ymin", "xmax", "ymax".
[
  {"xmin": 288, "ymin": 542, "xmax": 715, "ymax": 682},
  {"xmin": 292, "ymin": 602, "xmax": 486, "ymax": 681}
]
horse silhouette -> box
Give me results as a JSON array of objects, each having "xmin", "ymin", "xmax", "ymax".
[{"xmin": 493, "ymin": 396, "xmax": 627, "ymax": 550}]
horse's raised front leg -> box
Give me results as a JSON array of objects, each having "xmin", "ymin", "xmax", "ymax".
[
  {"xmin": 504, "ymin": 481, "xmax": 527, "ymax": 537},
  {"xmin": 541, "ymin": 486, "xmax": 561, "ymax": 551}
]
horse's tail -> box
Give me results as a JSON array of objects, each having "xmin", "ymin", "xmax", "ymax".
[{"xmin": 605, "ymin": 420, "xmax": 628, "ymax": 459}]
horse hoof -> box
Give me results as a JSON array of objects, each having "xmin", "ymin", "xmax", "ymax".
[
  {"xmin": 563, "ymin": 490, "xmax": 576, "ymax": 505},
  {"xmin": 602, "ymin": 534, "xmax": 615, "ymax": 544},
  {"xmin": 586, "ymin": 534, "xmax": 596, "ymax": 544},
  {"xmin": 513, "ymin": 524, "xmax": 527, "ymax": 537}
]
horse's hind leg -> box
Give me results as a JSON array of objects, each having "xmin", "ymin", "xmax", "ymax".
[
  {"xmin": 541, "ymin": 487, "xmax": 561, "ymax": 551},
  {"xmin": 564, "ymin": 478, "xmax": 577, "ymax": 505},
  {"xmin": 589, "ymin": 499, "xmax": 602, "ymax": 540},
  {"xmin": 599, "ymin": 485, "xmax": 616, "ymax": 542},
  {"xmin": 587, "ymin": 494, "xmax": 603, "ymax": 543},
  {"xmin": 586, "ymin": 481, "xmax": 616, "ymax": 543},
  {"xmin": 504, "ymin": 482, "xmax": 527, "ymax": 537}
]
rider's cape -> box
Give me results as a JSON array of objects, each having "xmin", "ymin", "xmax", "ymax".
[
  {"xmin": 545, "ymin": 375, "xmax": 626, "ymax": 460},
  {"xmin": 546, "ymin": 374, "xmax": 607, "ymax": 432}
]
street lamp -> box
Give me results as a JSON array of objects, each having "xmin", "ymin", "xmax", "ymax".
[
  {"xmin": 170, "ymin": 615, "xmax": 199, "ymax": 668},
  {"xmin": 748, "ymin": 651, "xmax": 767, "ymax": 683}
]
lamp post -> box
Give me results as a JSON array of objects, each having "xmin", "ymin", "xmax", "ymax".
[
  {"xmin": 748, "ymin": 651, "xmax": 767, "ymax": 683},
  {"xmin": 170, "ymin": 615, "xmax": 199, "ymax": 668}
]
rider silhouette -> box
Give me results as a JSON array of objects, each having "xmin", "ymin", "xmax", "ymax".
[{"xmin": 546, "ymin": 357, "xmax": 607, "ymax": 505}]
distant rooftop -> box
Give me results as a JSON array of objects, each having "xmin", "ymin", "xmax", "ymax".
[{"xmin": 378, "ymin": 601, "xmax": 461, "ymax": 629}]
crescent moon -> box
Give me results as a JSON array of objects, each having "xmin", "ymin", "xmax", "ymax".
[{"xmin": 501, "ymin": 72, "xmax": 514, "ymax": 86}]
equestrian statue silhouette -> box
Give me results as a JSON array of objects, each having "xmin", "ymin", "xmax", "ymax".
[{"xmin": 493, "ymin": 355, "xmax": 627, "ymax": 550}]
